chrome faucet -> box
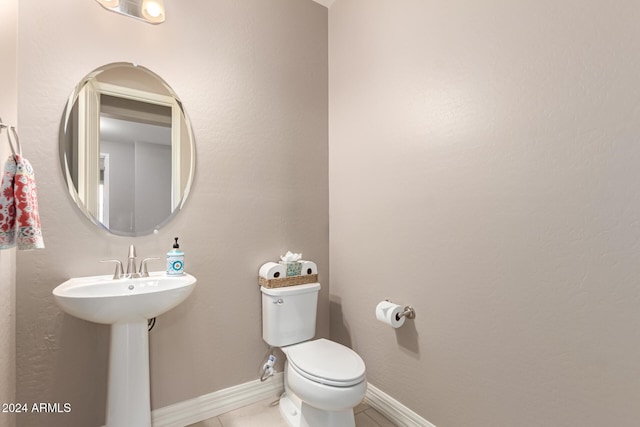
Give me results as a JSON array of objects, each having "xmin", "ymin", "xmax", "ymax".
[
  {"xmin": 100, "ymin": 245, "xmax": 160, "ymax": 279},
  {"xmin": 126, "ymin": 244, "xmax": 138, "ymax": 277}
]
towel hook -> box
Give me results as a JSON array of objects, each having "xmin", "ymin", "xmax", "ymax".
[
  {"xmin": 7, "ymin": 126, "xmax": 22, "ymax": 157},
  {"xmin": 1, "ymin": 117, "xmax": 21, "ymax": 157},
  {"xmin": 1, "ymin": 119, "xmax": 22, "ymax": 158}
]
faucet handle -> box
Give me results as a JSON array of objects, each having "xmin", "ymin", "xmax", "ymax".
[
  {"xmin": 100, "ymin": 259, "xmax": 124, "ymax": 280},
  {"xmin": 139, "ymin": 257, "xmax": 161, "ymax": 277}
]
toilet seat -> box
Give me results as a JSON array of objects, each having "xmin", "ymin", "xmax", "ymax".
[{"xmin": 285, "ymin": 339, "xmax": 366, "ymax": 387}]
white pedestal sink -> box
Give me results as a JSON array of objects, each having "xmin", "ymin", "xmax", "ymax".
[{"xmin": 53, "ymin": 272, "xmax": 197, "ymax": 427}]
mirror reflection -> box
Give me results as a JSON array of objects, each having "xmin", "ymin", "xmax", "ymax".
[{"xmin": 59, "ymin": 63, "xmax": 195, "ymax": 236}]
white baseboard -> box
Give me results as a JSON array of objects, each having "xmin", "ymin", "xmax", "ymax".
[
  {"xmin": 151, "ymin": 372, "xmax": 284, "ymax": 427},
  {"xmin": 365, "ymin": 383, "xmax": 436, "ymax": 427},
  {"xmin": 106, "ymin": 374, "xmax": 432, "ymax": 427}
]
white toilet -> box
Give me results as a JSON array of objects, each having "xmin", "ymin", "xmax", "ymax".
[{"xmin": 261, "ymin": 282, "xmax": 367, "ymax": 427}]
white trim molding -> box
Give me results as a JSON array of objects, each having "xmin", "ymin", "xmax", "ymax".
[
  {"xmin": 365, "ymin": 383, "xmax": 436, "ymax": 427},
  {"xmin": 151, "ymin": 373, "xmax": 284, "ymax": 427},
  {"xmin": 104, "ymin": 376, "xmax": 435, "ymax": 427}
]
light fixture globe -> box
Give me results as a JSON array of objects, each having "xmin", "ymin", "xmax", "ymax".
[{"xmin": 141, "ymin": 0, "xmax": 165, "ymax": 23}]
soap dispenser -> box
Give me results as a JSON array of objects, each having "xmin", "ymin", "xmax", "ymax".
[{"xmin": 166, "ymin": 237, "xmax": 185, "ymax": 276}]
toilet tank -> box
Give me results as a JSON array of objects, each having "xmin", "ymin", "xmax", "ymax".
[{"xmin": 261, "ymin": 282, "xmax": 321, "ymax": 347}]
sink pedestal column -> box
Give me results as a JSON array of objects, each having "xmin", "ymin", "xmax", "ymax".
[{"xmin": 106, "ymin": 320, "xmax": 151, "ymax": 427}]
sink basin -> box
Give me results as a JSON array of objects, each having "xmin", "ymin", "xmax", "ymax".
[
  {"xmin": 53, "ymin": 271, "xmax": 196, "ymax": 324},
  {"xmin": 53, "ymin": 271, "xmax": 197, "ymax": 427}
]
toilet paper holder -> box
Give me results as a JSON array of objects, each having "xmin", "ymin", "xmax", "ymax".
[{"xmin": 385, "ymin": 299, "xmax": 416, "ymax": 321}]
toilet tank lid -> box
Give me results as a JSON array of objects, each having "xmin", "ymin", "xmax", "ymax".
[{"xmin": 261, "ymin": 282, "xmax": 320, "ymax": 296}]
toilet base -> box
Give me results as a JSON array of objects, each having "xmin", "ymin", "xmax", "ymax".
[{"xmin": 279, "ymin": 391, "xmax": 356, "ymax": 427}]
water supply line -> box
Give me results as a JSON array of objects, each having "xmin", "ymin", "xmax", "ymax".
[{"xmin": 260, "ymin": 352, "xmax": 276, "ymax": 382}]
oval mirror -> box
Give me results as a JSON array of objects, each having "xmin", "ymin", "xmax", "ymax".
[{"xmin": 59, "ymin": 63, "xmax": 195, "ymax": 236}]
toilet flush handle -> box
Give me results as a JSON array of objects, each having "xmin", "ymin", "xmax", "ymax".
[{"xmin": 273, "ymin": 298, "xmax": 284, "ymax": 305}]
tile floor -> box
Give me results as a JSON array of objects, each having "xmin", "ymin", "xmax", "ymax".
[{"xmin": 186, "ymin": 397, "xmax": 396, "ymax": 427}]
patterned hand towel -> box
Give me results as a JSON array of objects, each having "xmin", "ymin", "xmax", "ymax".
[{"xmin": 0, "ymin": 154, "xmax": 44, "ymax": 250}]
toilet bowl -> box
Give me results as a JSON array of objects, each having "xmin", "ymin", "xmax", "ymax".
[
  {"xmin": 279, "ymin": 339, "xmax": 366, "ymax": 427},
  {"xmin": 260, "ymin": 283, "xmax": 367, "ymax": 427}
]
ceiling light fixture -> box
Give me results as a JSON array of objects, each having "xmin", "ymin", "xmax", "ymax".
[{"xmin": 94, "ymin": 0, "xmax": 165, "ymax": 25}]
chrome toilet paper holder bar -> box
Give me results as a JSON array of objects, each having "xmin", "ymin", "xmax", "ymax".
[{"xmin": 385, "ymin": 299, "xmax": 416, "ymax": 321}]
